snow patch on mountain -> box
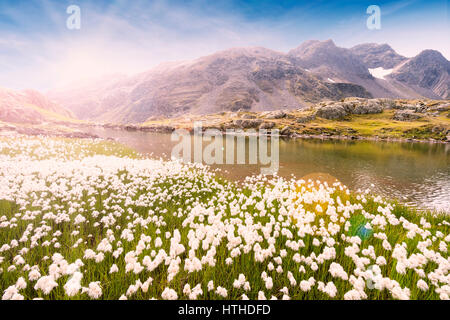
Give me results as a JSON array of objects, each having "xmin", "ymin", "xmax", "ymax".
[{"xmin": 369, "ymin": 67, "xmax": 393, "ymax": 80}]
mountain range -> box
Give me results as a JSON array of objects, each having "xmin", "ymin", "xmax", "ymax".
[{"xmin": 2, "ymin": 39, "xmax": 449, "ymax": 125}]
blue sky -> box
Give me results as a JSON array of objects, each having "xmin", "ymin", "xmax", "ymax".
[{"xmin": 0, "ymin": 0, "xmax": 448, "ymax": 90}]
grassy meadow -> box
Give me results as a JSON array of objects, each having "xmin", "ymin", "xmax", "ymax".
[{"xmin": 0, "ymin": 136, "xmax": 448, "ymax": 300}]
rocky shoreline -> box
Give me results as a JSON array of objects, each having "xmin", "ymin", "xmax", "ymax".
[
  {"xmin": 123, "ymin": 97, "xmax": 450, "ymax": 143},
  {"xmin": 2, "ymin": 97, "xmax": 449, "ymax": 144},
  {"xmin": 86, "ymin": 122, "xmax": 450, "ymax": 145},
  {"xmin": 2, "ymin": 121, "xmax": 448, "ymax": 144},
  {"xmin": 289, "ymin": 133, "xmax": 450, "ymax": 144}
]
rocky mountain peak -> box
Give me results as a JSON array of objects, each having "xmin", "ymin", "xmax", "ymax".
[
  {"xmin": 390, "ymin": 49, "xmax": 450, "ymax": 98},
  {"xmin": 350, "ymin": 43, "xmax": 407, "ymax": 69}
]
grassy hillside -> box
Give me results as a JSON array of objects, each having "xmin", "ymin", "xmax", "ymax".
[{"xmin": 142, "ymin": 101, "xmax": 450, "ymax": 141}]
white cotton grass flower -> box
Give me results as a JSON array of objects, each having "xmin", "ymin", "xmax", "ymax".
[
  {"xmin": 376, "ymin": 256, "xmax": 387, "ymax": 266},
  {"xmin": 64, "ymin": 272, "xmax": 83, "ymax": 297},
  {"xmin": 233, "ymin": 274, "xmax": 247, "ymax": 289},
  {"xmin": 329, "ymin": 262, "xmax": 348, "ymax": 280},
  {"xmin": 126, "ymin": 283, "xmax": 139, "ymax": 297},
  {"xmin": 2, "ymin": 285, "xmax": 20, "ymax": 300},
  {"xmin": 161, "ymin": 287, "xmax": 178, "ymax": 300},
  {"xmin": 187, "ymin": 284, "xmax": 203, "ymax": 300},
  {"xmin": 95, "ymin": 253, "xmax": 104, "ymax": 263},
  {"xmin": 109, "ymin": 264, "xmax": 119, "ymax": 274},
  {"xmin": 300, "ymin": 277, "xmax": 316, "ymax": 292},
  {"xmin": 287, "ymin": 271, "xmax": 297, "ymax": 286},
  {"xmin": 141, "ymin": 277, "xmax": 153, "ymax": 293},
  {"xmin": 258, "ymin": 291, "xmax": 267, "ymax": 300},
  {"xmin": 16, "ymin": 277, "xmax": 27, "ymax": 290},
  {"xmin": 215, "ymin": 286, "xmax": 227, "ymax": 298},
  {"xmin": 34, "ymin": 276, "xmax": 58, "ymax": 295},
  {"xmin": 344, "ymin": 289, "xmax": 365, "ymax": 300},
  {"xmin": 87, "ymin": 282, "xmax": 102, "ymax": 299},
  {"xmin": 417, "ymin": 279, "xmax": 429, "ymax": 292},
  {"xmin": 28, "ymin": 269, "xmax": 41, "ymax": 281},
  {"xmin": 207, "ymin": 280, "xmax": 214, "ymax": 292},
  {"xmin": 323, "ymin": 282, "xmax": 337, "ymax": 298},
  {"xmin": 265, "ymin": 277, "xmax": 273, "ymax": 290}
]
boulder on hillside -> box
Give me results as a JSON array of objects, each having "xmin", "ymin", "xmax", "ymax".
[
  {"xmin": 296, "ymin": 114, "xmax": 316, "ymax": 123},
  {"xmin": 393, "ymin": 110, "xmax": 423, "ymax": 121},
  {"xmin": 377, "ymin": 98, "xmax": 396, "ymax": 109},
  {"xmin": 280, "ymin": 126, "xmax": 291, "ymax": 136},
  {"xmin": 353, "ymin": 100, "xmax": 383, "ymax": 115},
  {"xmin": 430, "ymin": 103, "xmax": 450, "ymax": 112},
  {"xmin": 342, "ymin": 97, "xmax": 367, "ymax": 103},
  {"xmin": 319, "ymin": 100, "xmax": 339, "ymax": 106},
  {"xmin": 414, "ymin": 104, "xmax": 428, "ymax": 113},
  {"xmin": 315, "ymin": 104, "xmax": 348, "ymax": 120},
  {"xmin": 393, "ymin": 103, "xmax": 415, "ymax": 110},
  {"xmin": 262, "ymin": 110, "xmax": 286, "ymax": 119},
  {"xmin": 233, "ymin": 119, "xmax": 263, "ymax": 128},
  {"xmin": 339, "ymin": 101, "xmax": 358, "ymax": 114},
  {"xmin": 259, "ymin": 122, "xmax": 275, "ymax": 129}
]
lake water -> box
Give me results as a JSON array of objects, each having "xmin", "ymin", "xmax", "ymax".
[{"xmin": 84, "ymin": 127, "xmax": 450, "ymax": 213}]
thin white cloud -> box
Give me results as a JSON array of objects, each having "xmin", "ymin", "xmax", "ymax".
[{"xmin": 0, "ymin": 0, "xmax": 448, "ymax": 91}]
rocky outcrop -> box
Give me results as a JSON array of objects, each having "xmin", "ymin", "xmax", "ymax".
[
  {"xmin": 315, "ymin": 98, "xmax": 384, "ymax": 119},
  {"xmin": 315, "ymin": 104, "xmax": 348, "ymax": 120},
  {"xmin": 240, "ymin": 113, "xmax": 257, "ymax": 119},
  {"xmin": 139, "ymin": 125, "xmax": 175, "ymax": 133},
  {"xmin": 393, "ymin": 110, "xmax": 423, "ymax": 121},
  {"xmin": 430, "ymin": 103, "xmax": 450, "ymax": 112},
  {"xmin": 280, "ymin": 126, "xmax": 291, "ymax": 136},
  {"xmin": 259, "ymin": 122, "xmax": 275, "ymax": 129},
  {"xmin": 350, "ymin": 43, "xmax": 407, "ymax": 69},
  {"xmin": 233, "ymin": 119, "xmax": 263, "ymax": 129},
  {"xmin": 296, "ymin": 114, "xmax": 316, "ymax": 123},
  {"xmin": 352, "ymin": 100, "xmax": 384, "ymax": 115},
  {"xmin": 262, "ymin": 110, "xmax": 286, "ymax": 119}
]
